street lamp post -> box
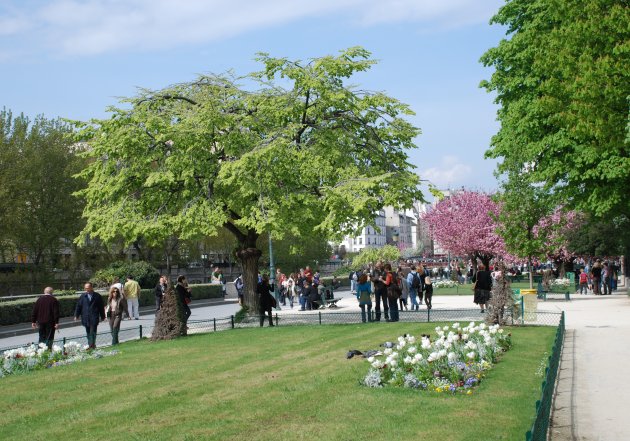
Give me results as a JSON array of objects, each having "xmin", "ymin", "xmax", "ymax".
[{"xmin": 268, "ymin": 234, "xmax": 281, "ymax": 310}]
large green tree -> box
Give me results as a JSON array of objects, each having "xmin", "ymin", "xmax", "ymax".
[
  {"xmin": 75, "ymin": 48, "xmax": 424, "ymax": 311},
  {"xmin": 0, "ymin": 109, "xmax": 85, "ymax": 266},
  {"xmin": 481, "ymin": 0, "xmax": 630, "ymax": 218}
]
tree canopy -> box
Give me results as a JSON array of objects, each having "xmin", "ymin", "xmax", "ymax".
[
  {"xmin": 0, "ymin": 109, "xmax": 85, "ymax": 266},
  {"xmin": 75, "ymin": 47, "xmax": 424, "ymax": 311},
  {"xmin": 481, "ymin": 0, "xmax": 630, "ymax": 219},
  {"xmin": 422, "ymin": 190, "xmax": 507, "ymax": 268}
]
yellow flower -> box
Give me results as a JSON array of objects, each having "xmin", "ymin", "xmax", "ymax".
[{"xmin": 467, "ymin": 390, "xmax": 472, "ymax": 395}]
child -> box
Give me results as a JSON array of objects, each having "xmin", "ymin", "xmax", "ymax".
[
  {"xmin": 424, "ymin": 275, "xmax": 433, "ymax": 309},
  {"xmin": 578, "ymin": 268, "xmax": 588, "ymax": 295}
]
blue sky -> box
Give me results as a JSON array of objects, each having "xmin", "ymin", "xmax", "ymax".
[{"xmin": 0, "ymin": 0, "xmax": 507, "ymax": 195}]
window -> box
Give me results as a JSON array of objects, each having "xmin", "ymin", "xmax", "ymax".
[{"xmin": 359, "ymin": 238, "xmax": 363, "ymax": 245}]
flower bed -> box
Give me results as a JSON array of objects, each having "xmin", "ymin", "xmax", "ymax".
[
  {"xmin": 433, "ymin": 280, "xmax": 458, "ymax": 289},
  {"xmin": 362, "ymin": 322, "xmax": 512, "ymax": 394},
  {"xmin": 550, "ymin": 278, "xmax": 571, "ymax": 291},
  {"xmin": 1, "ymin": 342, "xmax": 119, "ymax": 378}
]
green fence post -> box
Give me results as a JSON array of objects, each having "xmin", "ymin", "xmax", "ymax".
[
  {"xmin": 275, "ymin": 313, "xmax": 278, "ymax": 326},
  {"xmin": 213, "ymin": 318, "xmax": 216, "ymax": 332},
  {"xmin": 139, "ymin": 325, "xmax": 143, "ymax": 339},
  {"xmin": 319, "ymin": 311, "xmax": 322, "ymax": 325},
  {"xmin": 231, "ymin": 315, "xmax": 234, "ymax": 329},
  {"xmin": 427, "ymin": 308, "xmax": 430, "ymax": 322},
  {"xmin": 521, "ymin": 296, "xmax": 524, "ymax": 323}
]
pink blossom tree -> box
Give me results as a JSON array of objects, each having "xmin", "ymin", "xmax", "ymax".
[
  {"xmin": 537, "ymin": 208, "xmax": 582, "ymax": 276},
  {"xmin": 422, "ymin": 191, "xmax": 508, "ymax": 269}
]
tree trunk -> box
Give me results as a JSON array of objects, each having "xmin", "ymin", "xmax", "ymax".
[{"xmin": 236, "ymin": 246, "xmax": 262, "ymax": 313}]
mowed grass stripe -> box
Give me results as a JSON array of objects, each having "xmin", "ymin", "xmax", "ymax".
[{"xmin": 0, "ymin": 324, "xmax": 554, "ymax": 441}]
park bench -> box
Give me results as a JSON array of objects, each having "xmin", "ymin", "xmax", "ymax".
[
  {"xmin": 536, "ymin": 283, "xmax": 571, "ymax": 301},
  {"xmin": 323, "ymin": 298, "xmax": 342, "ymax": 308}
]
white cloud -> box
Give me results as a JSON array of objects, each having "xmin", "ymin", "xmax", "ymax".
[
  {"xmin": 0, "ymin": 0, "xmax": 503, "ymax": 56},
  {"xmin": 421, "ymin": 155, "xmax": 473, "ymax": 189}
]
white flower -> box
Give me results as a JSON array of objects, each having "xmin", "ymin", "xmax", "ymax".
[
  {"xmin": 438, "ymin": 349, "xmax": 447, "ymax": 358},
  {"xmin": 421, "ymin": 338, "xmax": 431, "ymax": 350},
  {"xmin": 372, "ymin": 360, "xmax": 384, "ymax": 369},
  {"xmin": 452, "ymin": 322, "xmax": 460, "ymax": 329},
  {"xmin": 467, "ymin": 351, "xmax": 476, "ymax": 359},
  {"xmin": 479, "ymin": 323, "xmax": 486, "ymax": 330},
  {"xmin": 466, "ymin": 341, "xmax": 476, "ymax": 350},
  {"xmin": 462, "ymin": 334, "xmax": 469, "ymax": 340},
  {"xmin": 406, "ymin": 335, "xmax": 416, "ymax": 344},
  {"xmin": 428, "ymin": 352, "xmax": 438, "ymax": 362},
  {"xmin": 407, "ymin": 346, "xmax": 417, "ymax": 354},
  {"xmin": 390, "ymin": 359, "xmax": 398, "ymax": 367},
  {"xmin": 367, "ymin": 357, "xmax": 375, "ymax": 363},
  {"xmin": 443, "ymin": 341, "xmax": 452, "ymax": 350},
  {"xmin": 498, "ymin": 329, "xmax": 504, "ymax": 334},
  {"xmin": 384, "ymin": 348, "xmax": 392, "ymax": 355},
  {"xmin": 391, "ymin": 351, "xmax": 399, "ymax": 359},
  {"xmin": 413, "ymin": 353, "xmax": 423, "ymax": 361},
  {"xmin": 442, "ymin": 326, "xmax": 449, "ymax": 331},
  {"xmin": 447, "ymin": 352, "xmax": 457, "ymax": 362},
  {"xmin": 404, "ymin": 356, "xmax": 413, "ymax": 364}
]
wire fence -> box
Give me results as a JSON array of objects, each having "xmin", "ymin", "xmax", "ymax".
[{"xmin": 526, "ymin": 311, "xmax": 565, "ymax": 441}]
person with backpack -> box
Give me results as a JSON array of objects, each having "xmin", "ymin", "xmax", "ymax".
[
  {"xmin": 383, "ymin": 263, "xmax": 401, "ymax": 322},
  {"xmin": 406, "ymin": 265, "xmax": 422, "ymax": 311},
  {"xmin": 578, "ymin": 268, "xmax": 588, "ymax": 294}
]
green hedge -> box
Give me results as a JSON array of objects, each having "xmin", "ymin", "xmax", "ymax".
[
  {"xmin": 0, "ymin": 284, "xmax": 223, "ymax": 326},
  {"xmin": 319, "ymin": 276, "xmax": 350, "ymax": 288}
]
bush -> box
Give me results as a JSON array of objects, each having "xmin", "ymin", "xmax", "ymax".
[
  {"xmin": 92, "ymin": 261, "xmax": 160, "ymax": 289},
  {"xmin": 0, "ymin": 284, "xmax": 223, "ymax": 326}
]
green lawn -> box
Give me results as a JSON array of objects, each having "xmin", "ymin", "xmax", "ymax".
[{"xmin": 0, "ymin": 323, "xmax": 555, "ymax": 441}]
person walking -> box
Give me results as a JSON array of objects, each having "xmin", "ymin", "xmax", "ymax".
[
  {"xmin": 234, "ymin": 274, "xmax": 245, "ymax": 306},
  {"xmin": 124, "ymin": 275, "xmax": 141, "ymax": 320},
  {"xmin": 578, "ymin": 268, "xmax": 589, "ymax": 294},
  {"xmin": 406, "ymin": 266, "xmax": 421, "ymax": 311},
  {"xmin": 31, "ymin": 286, "xmax": 60, "ymax": 350},
  {"xmin": 286, "ymin": 273, "xmax": 296, "ymax": 308},
  {"xmin": 371, "ymin": 261, "xmax": 388, "ymax": 321},
  {"xmin": 383, "ymin": 263, "xmax": 401, "ymax": 322},
  {"xmin": 356, "ymin": 273, "xmax": 372, "ymax": 323},
  {"xmin": 74, "ymin": 282, "xmax": 105, "ymax": 349},
  {"xmin": 423, "ymin": 274, "xmax": 434, "ymax": 309},
  {"xmin": 175, "ymin": 275, "xmax": 192, "ymax": 327},
  {"xmin": 154, "ymin": 275, "xmax": 168, "ymax": 312},
  {"xmin": 472, "ymin": 263, "xmax": 492, "ymax": 313},
  {"xmin": 591, "ymin": 260, "xmax": 602, "ymax": 295},
  {"xmin": 106, "ymin": 286, "xmax": 128, "ymax": 345},
  {"xmin": 398, "ymin": 268, "xmax": 409, "ymax": 311},
  {"xmin": 257, "ymin": 274, "xmax": 276, "ymax": 327}
]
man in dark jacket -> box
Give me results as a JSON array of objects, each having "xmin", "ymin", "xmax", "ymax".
[
  {"xmin": 74, "ymin": 282, "xmax": 105, "ymax": 349},
  {"xmin": 31, "ymin": 286, "xmax": 60, "ymax": 350},
  {"xmin": 257, "ymin": 274, "xmax": 275, "ymax": 327}
]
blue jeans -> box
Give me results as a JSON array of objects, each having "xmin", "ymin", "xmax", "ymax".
[
  {"xmin": 299, "ymin": 295, "xmax": 307, "ymax": 310},
  {"xmin": 409, "ymin": 289, "xmax": 419, "ymax": 310},
  {"xmin": 359, "ymin": 304, "xmax": 372, "ymax": 322}
]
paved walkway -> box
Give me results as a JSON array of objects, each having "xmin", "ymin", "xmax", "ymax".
[{"xmin": 548, "ymin": 289, "xmax": 630, "ymax": 441}]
